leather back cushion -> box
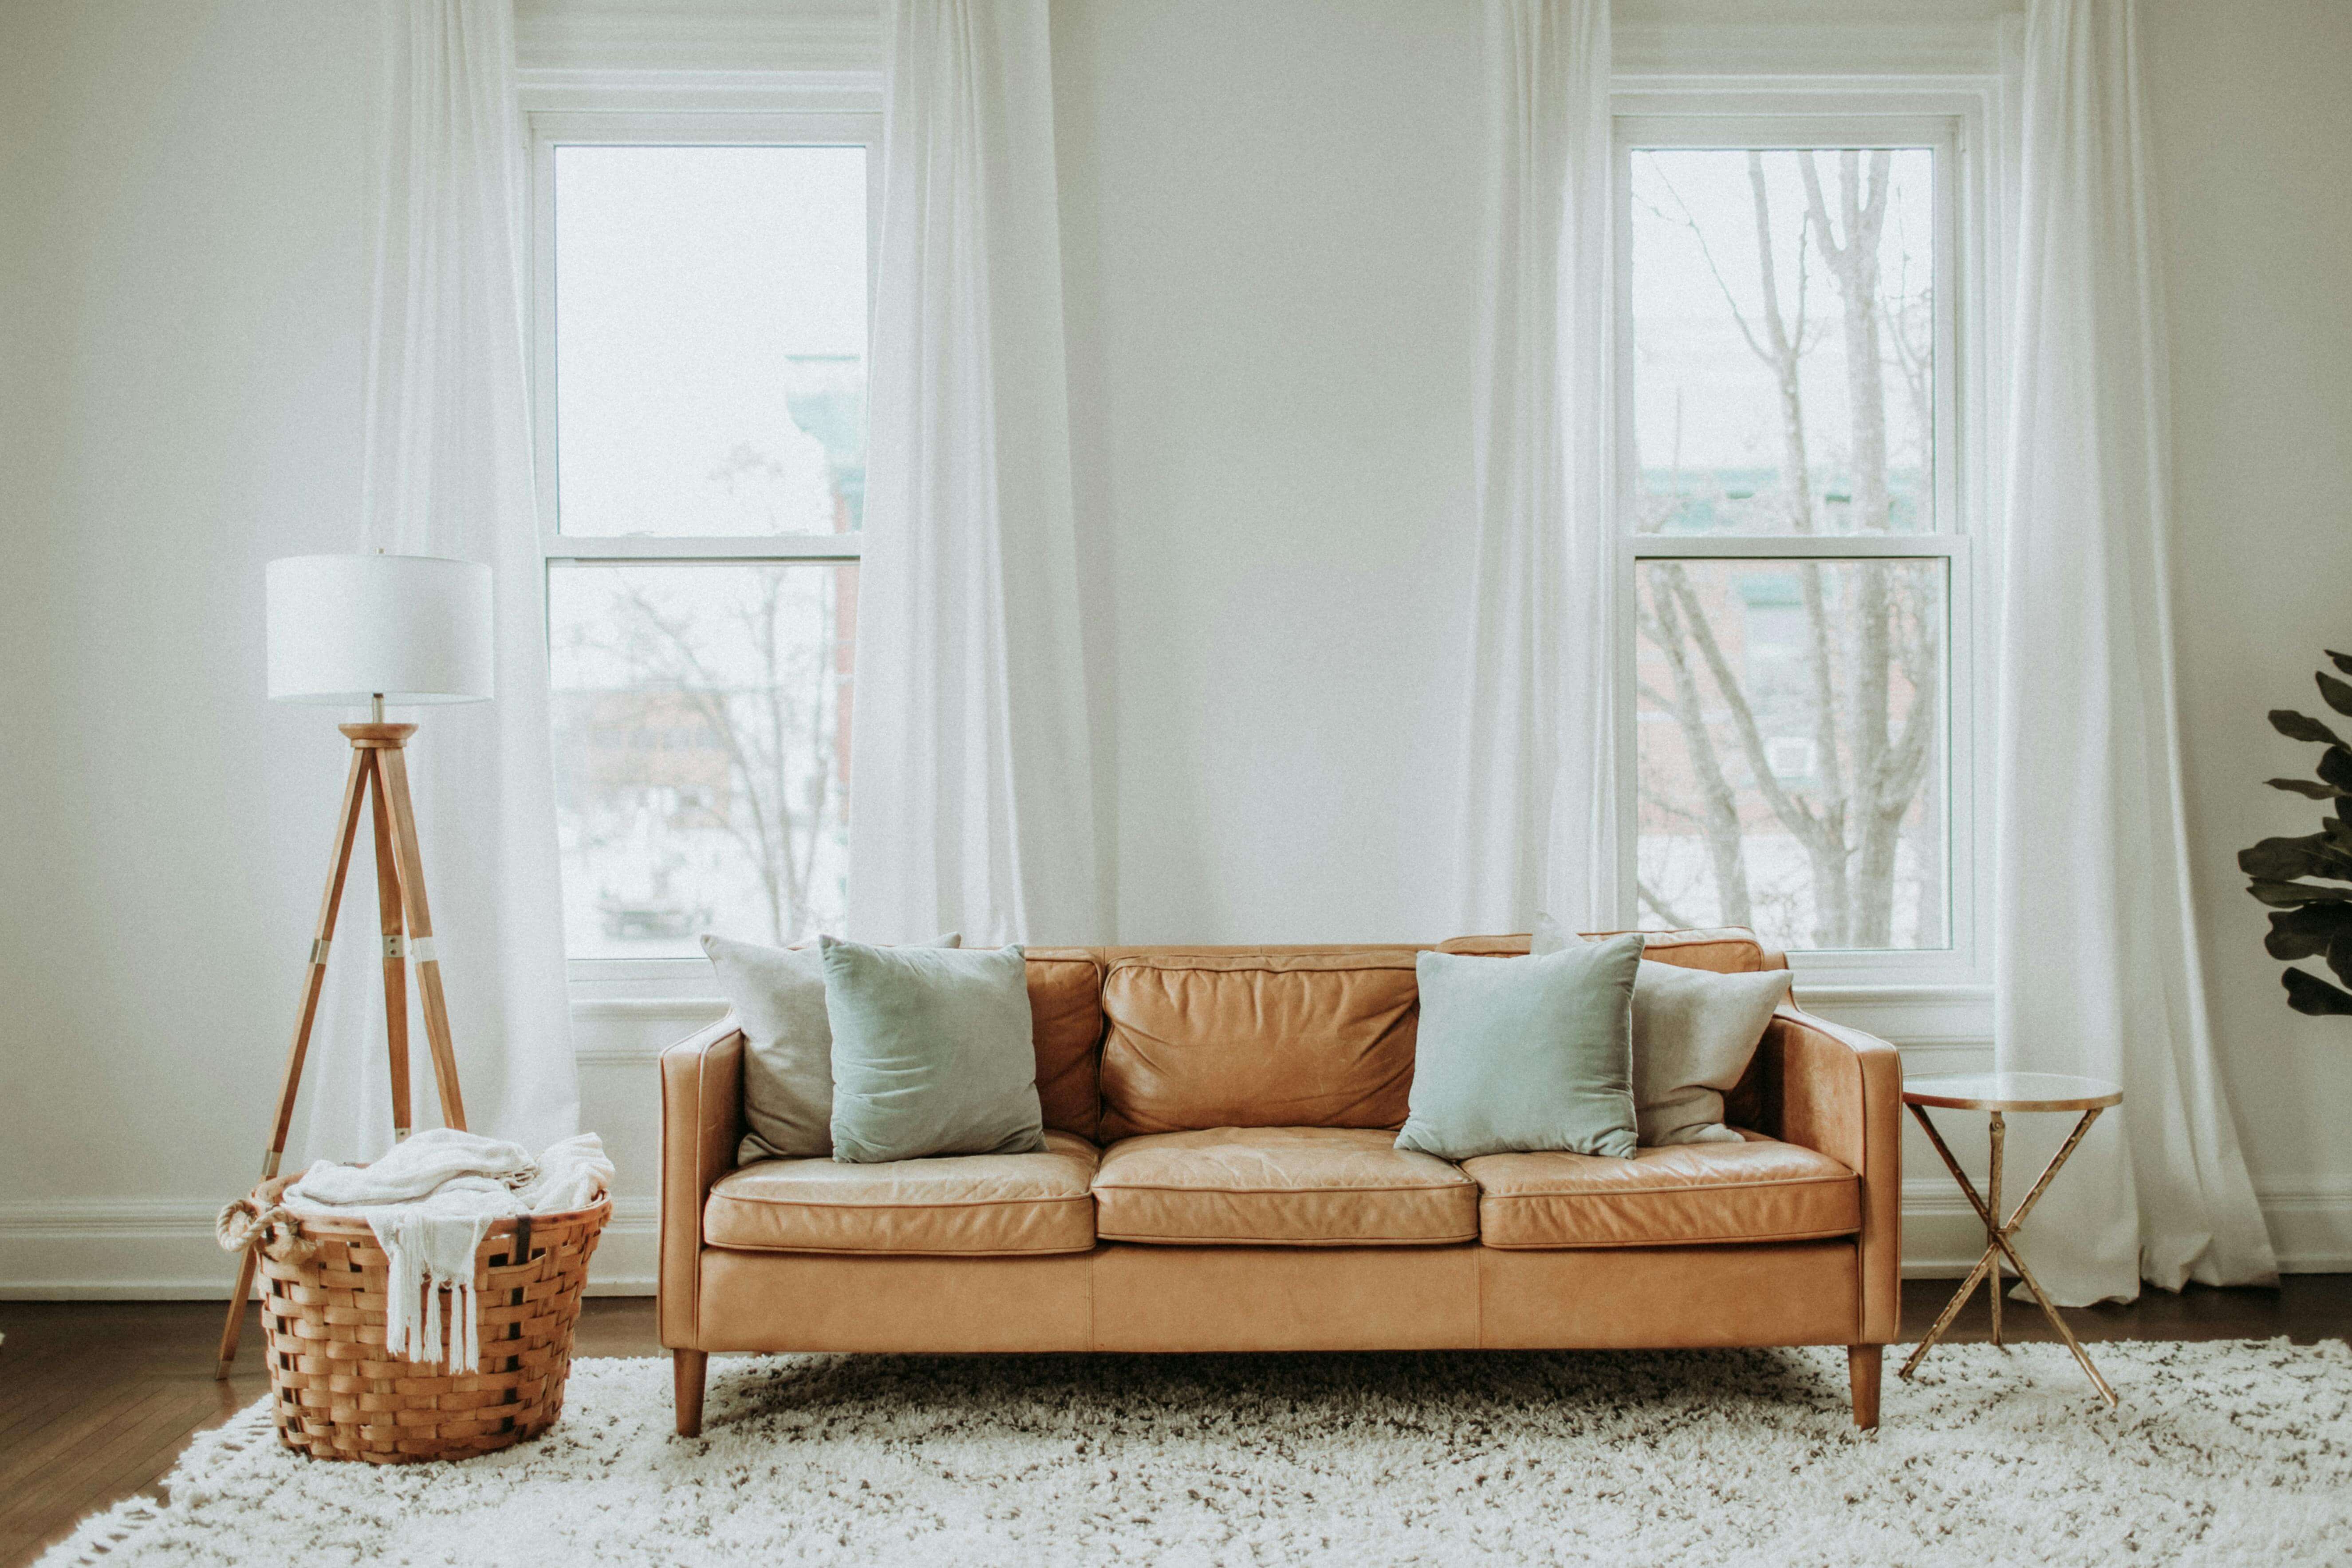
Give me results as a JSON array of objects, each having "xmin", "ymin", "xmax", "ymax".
[
  {"xmin": 1434, "ymin": 930, "xmax": 1785, "ymax": 1131},
  {"xmin": 1037, "ymin": 933, "xmax": 1782, "ymax": 1141},
  {"xmin": 1436, "ymin": 928, "xmax": 1774, "ymax": 974},
  {"xmin": 1024, "ymin": 949, "xmax": 1107, "ymax": 1139},
  {"xmin": 1097, "ymin": 950, "xmax": 1421, "ymax": 1140}
]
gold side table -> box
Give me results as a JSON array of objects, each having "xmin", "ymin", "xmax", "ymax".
[{"xmin": 1899, "ymin": 1071, "xmax": 2123, "ymax": 1408}]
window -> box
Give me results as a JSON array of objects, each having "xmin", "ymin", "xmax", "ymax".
[
  {"xmin": 1615, "ymin": 102, "xmax": 1990, "ymax": 981},
  {"xmin": 531, "ymin": 115, "xmax": 880, "ymax": 961}
]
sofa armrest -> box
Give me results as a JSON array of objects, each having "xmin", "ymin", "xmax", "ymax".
[
  {"xmin": 1759, "ymin": 1005, "xmax": 1903, "ymax": 1344},
  {"xmin": 659, "ymin": 1013, "xmax": 745, "ymax": 1350}
]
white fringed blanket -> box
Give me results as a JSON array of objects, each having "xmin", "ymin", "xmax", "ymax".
[{"xmin": 282, "ymin": 1128, "xmax": 612, "ymax": 1372}]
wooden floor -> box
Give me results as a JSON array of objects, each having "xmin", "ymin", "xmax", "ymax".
[{"xmin": 5, "ymin": 1280, "xmax": 2348, "ymax": 1567}]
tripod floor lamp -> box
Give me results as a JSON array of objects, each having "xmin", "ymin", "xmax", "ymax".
[{"xmin": 215, "ymin": 552, "xmax": 495, "ymax": 1378}]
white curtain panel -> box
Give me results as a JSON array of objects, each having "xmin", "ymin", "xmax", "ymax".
[
  {"xmin": 1454, "ymin": 0, "xmax": 1618, "ymax": 933},
  {"xmin": 300, "ymin": 0, "xmax": 579, "ymax": 1162},
  {"xmin": 847, "ymin": 0, "xmax": 1102, "ymax": 947},
  {"xmin": 1994, "ymin": 0, "xmax": 2274, "ymax": 1303}
]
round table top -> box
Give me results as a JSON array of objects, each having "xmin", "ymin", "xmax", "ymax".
[{"xmin": 1901, "ymin": 1071, "xmax": 2123, "ymax": 1112}]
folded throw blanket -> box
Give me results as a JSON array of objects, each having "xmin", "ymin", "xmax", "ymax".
[
  {"xmin": 284, "ymin": 1128, "xmax": 613, "ymax": 1372},
  {"xmin": 289, "ymin": 1126, "xmax": 536, "ymax": 1207},
  {"xmin": 520, "ymin": 1134, "xmax": 617, "ymax": 1214}
]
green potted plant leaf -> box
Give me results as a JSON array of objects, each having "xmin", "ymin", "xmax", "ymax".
[{"xmin": 2240, "ymin": 650, "xmax": 2352, "ymax": 1015}]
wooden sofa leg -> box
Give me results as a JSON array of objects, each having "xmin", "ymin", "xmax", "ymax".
[
  {"xmin": 1848, "ymin": 1345, "xmax": 1882, "ymax": 1430},
  {"xmin": 674, "ymin": 1349, "xmax": 708, "ymax": 1437}
]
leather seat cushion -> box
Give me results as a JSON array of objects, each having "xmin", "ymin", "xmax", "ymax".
[
  {"xmin": 705, "ymin": 1129, "xmax": 1099, "ymax": 1255},
  {"xmin": 1093, "ymin": 1126, "xmax": 1478, "ymax": 1245},
  {"xmin": 1463, "ymin": 1132, "xmax": 1859, "ymax": 1249}
]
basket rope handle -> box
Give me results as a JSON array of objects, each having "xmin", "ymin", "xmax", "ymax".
[{"xmin": 217, "ymin": 1198, "xmax": 315, "ymax": 1262}]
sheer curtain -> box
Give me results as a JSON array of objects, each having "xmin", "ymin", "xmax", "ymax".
[
  {"xmin": 1454, "ymin": 0, "xmax": 1618, "ymax": 934},
  {"xmin": 846, "ymin": 0, "xmax": 1102, "ymax": 947},
  {"xmin": 1994, "ymin": 0, "xmax": 2275, "ymax": 1303},
  {"xmin": 300, "ymin": 0, "xmax": 578, "ymax": 1161}
]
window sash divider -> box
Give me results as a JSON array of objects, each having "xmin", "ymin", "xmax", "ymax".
[
  {"xmin": 542, "ymin": 534, "xmax": 863, "ymax": 564},
  {"xmin": 1626, "ymin": 533, "xmax": 1962, "ymax": 561}
]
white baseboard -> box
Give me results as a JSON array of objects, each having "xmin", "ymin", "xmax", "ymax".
[
  {"xmin": 0, "ymin": 1198, "xmax": 659, "ymax": 1300},
  {"xmin": 2241, "ymin": 1180, "xmax": 2352, "ymax": 1276},
  {"xmin": 3, "ymin": 1186, "xmax": 2343, "ymax": 1299},
  {"xmin": 1896, "ymin": 1177, "xmax": 2352, "ymax": 1278}
]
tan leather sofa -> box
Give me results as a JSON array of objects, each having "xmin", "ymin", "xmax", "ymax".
[{"xmin": 659, "ymin": 930, "xmax": 1903, "ymax": 1434}]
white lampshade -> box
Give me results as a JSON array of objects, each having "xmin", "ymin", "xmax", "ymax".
[{"xmin": 266, "ymin": 553, "xmax": 494, "ymax": 705}]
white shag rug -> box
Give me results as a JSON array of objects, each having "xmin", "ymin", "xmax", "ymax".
[{"xmin": 43, "ymin": 1340, "xmax": 2352, "ymax": 1567}]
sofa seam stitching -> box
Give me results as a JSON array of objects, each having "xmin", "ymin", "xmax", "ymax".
[
  {"xmin": 1477, "ymin": 1174, "xmax": 1853, "ymax": 1198},
  {"xmin": 707, "ymin": 1242, "xmax": 1099, "ymax": 1257},
  {"xmin": 712, "ymin": 1194, "xmax": 1097, "ymax": 1211},
  {"xmin": 1092, "ymin": 1182, "xmax": 1473, "ymax": 1196},
  {"xmin": 1478, "ymin": 1225, "xmax": 1859, "ymax": 1248},
  {"xmin": 1094, "ymin": 1232, "xmax": 1482, "ymax": 1245}
]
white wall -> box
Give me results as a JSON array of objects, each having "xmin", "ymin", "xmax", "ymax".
[
  {"xmin": 1054, "ymin": 0, "xmax": 1483, "ymax": 946},
  {"xmin": 2147, "ymin": 0, "xmax": 2352, "ymax": 1267},
  {"xmin": 0, "ymin": 0, "xmax": 382, "ymax": 1286},
  {"xmin": 4, "ymin": 0, "xmax": 2348, "ymax": 1294}
]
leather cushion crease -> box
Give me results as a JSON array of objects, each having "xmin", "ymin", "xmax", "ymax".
[{"xmin": 1092, "ymin": 1126, "xmax": 1480, "ymax": 1245}]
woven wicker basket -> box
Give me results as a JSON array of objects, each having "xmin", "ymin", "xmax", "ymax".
[{"xmin": 235, "ymin": 1175, "xmax": 609, "ymax": 1463}]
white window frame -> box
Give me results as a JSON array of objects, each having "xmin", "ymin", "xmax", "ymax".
[
  {"xmin": 526, "ymin": 103, "xmax": 883, "ymax": 991},
  {"xmin": 1610, "ymin": 83, "xmax": 2004, "ymax": 997}
]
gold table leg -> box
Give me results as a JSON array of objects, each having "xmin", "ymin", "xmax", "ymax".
[
  {"xmin": 1987, "ymin": 1111, "xmax": 2004, "ymax": 1348},
  {"xmin": 1898, "ymin": 1104, "xmax": 2118, "ymax": 1408}
]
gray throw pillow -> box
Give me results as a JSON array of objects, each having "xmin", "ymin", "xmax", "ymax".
[
  {"xmin": 702, "ymin": 931, "xmax": 960, "ymax": 1163},
  {"xmin": 1395, "ymin": 936, "xmax": 1643, "ymax": 1161},
  {"xmin": 1532, "ymin": 914, "xmax": 1793, "ymax": 1145},
  {"xmin": 821, "ymin": 936, "xmax": 1047, "ymax": 1164}
]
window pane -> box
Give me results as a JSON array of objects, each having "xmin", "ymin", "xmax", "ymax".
[
  {"xmin": 1629, "ymin": 147, "xmax": 1934, "ymax": 536},
  {"xmin": 550, "ymin": 563, "xmax": 855, "ymax": 957},
  {"xmin": 554, "ymin": 145, "xmax": 867, "ymax": 537},
  {"xmin": 1635, "ymin": 558, "xmax": 1946, "ymax": 950}
]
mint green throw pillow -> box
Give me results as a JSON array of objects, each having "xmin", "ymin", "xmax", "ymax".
[
  {"xmin": 1532, "ymin": 914, "xmax": 1792, "ymax": 1146},
  {"xmin": 1395, "ymin": 935, "xmax": 1643, "ymax": 1161},
  {"xmin": 702, "ymin": 930, "xmax": 960, "ymax": 1163},
  {"xmin": 821, "ymin": 936, "xmax": 1047, "ymax": 1163}
]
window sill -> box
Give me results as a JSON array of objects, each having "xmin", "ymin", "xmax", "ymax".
[{"xmin": 1791, "ymin": 981, "xmax": 1992, "ymax": 1010}]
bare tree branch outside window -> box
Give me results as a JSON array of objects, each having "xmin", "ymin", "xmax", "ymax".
[
  {"xmin": 1628, "ymin": 146, "xmax": 1946, "ymax": 951},
  {"xmin": 541, "ymin": 142, "xmax": 868, "ymax": 960},
  {"xmin": 550, "ymin": 554, "xmax": 855, "ymax": 954}
]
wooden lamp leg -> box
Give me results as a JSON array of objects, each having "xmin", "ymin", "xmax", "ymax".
[
  {"xmin": 368, "ymin": 754, "xmax": 412, "ymax": 1141},
  {"xmin": 375, "ymin": 738, "xmax": 465, "ymax": 1131},
  {"xmin": 216, "ymin": 746, "xmax": 371, "ymax": 1379}
]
